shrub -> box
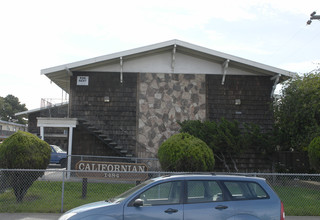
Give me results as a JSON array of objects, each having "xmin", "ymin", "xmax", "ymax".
[
  {"xmin": 179, "ymin": 119, "xmax": 245, "ymax": 172},
  {"xmin": 158, "ymin": 133, "xmax": 215, "ymax": 172},
  {"xmin": 308, "ymin": 136, "xmax": 320, "ymax": 171},
  {"xmin": 0, "ymin": 131, "xmax": 51, "ymax": 202}
]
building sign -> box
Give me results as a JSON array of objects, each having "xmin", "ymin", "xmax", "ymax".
[
  {"xmin": 75, "ymin": 161, "xmax": 149, "ymax": 181},
  {"xmin": 77, "ymin": 76, "xmax": 89, "ymax": 86}
]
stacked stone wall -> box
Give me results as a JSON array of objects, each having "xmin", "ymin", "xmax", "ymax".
[{"xmin": 137, "ymin": 73, "xmax": 206, "ymax": 157}]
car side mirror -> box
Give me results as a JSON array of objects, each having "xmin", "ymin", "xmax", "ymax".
[{"xmin": 133, "ymin": 198, "xmax": 143, "ymax": 207}]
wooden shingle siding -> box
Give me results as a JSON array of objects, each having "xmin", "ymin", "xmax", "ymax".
[
  {"xmin": 70, "ymin": 72, "xmax": 137, "ymax": 156},
  {"xmin": 207, "ymin": 75, "xmax": 273, "ymax": 131}
]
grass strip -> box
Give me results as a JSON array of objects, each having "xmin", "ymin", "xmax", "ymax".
[
  {"xmin": 0, "ymin": 180, "xmax": 134, "ymax": 213},
  {"xmin": 273, "ymin": 185, "xmax": 320, "ymax": 216}
]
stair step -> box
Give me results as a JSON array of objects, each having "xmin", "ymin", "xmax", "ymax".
[
  {"xmin": 93, "ymin": 130, "xmax": 103, "ymax": 134},
  {"xmin": 120, "ymin": 149, "xmax": 128, "ymax": 153},
  {"xmin": 126, "ymin": 154, "xmax": 133, "ymax": 157},
  {"xmin": 114, "ymin": 145, "xmax": 123, "ymax": 149},
  {"xmin": 109, "ymin": 142, "xmax": 117, "ymax": 147},
  {"xmin": 99, "ymin": 134, "xmax": 108, "ymax": 138},
  {"xmin": 104, "ymin": 138, "xmax": 112, "ymax": 143}
]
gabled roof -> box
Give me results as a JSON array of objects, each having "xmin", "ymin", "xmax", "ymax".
[{"xmin": 41, "ymin": 39, "xmax": 296, "ymax": 93}]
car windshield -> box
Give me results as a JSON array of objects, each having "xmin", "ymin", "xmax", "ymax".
[
  {"xmin": 51, "ymin": 145, "xmax": 66, "ymax": 153},
  {"xmin": 108, "ymin": 179, "xmax": 154, "ymax": 203}
]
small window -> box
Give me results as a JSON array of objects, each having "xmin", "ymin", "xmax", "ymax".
[
  {"xmin": 223, "ymin": 181, "xmax": 269, "ymax": 200},
  {"xmin": 136, "ymin": 181, "xmax": 182, "ymax": 206},
  {"xmin": 187, "ymin": 180, "xmax": 223, "ymax": 203}
]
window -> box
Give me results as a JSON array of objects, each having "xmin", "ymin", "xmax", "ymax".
[
  {"xmin": 136, "ymin": 181, "xmax": 182, "ymax": 206},
  {"xmin": 187, "ymin": 180, "xmax": 223, "ymax": 203},
  {"xmin": 223, "ymin": 181, "xmax": 269, "ymax": 200}
]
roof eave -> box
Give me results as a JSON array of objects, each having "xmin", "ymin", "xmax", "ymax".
[{"xmin": 41, "ymin": 39, "xmax": 296, "ymax": 90}]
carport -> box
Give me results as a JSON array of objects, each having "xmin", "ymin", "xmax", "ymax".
[{"xmin": 37, "ymin": 117, "xmax": 77, "ymax": 178}]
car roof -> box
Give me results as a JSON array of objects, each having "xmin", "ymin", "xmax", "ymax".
[{"xmin": 153, "ymin": 174, "xmax": 265, "ymax": 182}]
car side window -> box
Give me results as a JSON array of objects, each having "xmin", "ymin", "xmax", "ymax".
[
  {"xmin": 136, "ymin": 181, "xmax": 182, "ymax": 206},
  {"xmin": 187, "ymin": 180, "xmax": 223, "ymax": 203},
  {"xmin": 223, "ymin": 181, "xmax": 269, "ymax": 200}
]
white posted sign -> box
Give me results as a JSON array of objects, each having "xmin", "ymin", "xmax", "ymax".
[{"xmin": 77, "ymin": 76, "xmax": 89, "ymax": 86}]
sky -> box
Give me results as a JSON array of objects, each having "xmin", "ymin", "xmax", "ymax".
[{"xmin": 1, "ymin": 0, "xmax": 320, "ymax": 110}]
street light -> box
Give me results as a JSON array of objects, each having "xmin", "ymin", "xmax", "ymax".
[{"xmin": 307, "ymin": 11, "xmax": 320, "ymax": 25}]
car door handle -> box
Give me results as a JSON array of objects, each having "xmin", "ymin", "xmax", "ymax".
[
  {"xmin": 215, "ymin": 205, "xmax": 228, "ymax": 210},
  {"xmin": 165, "ymin": 208, "xmax": 178, "ymax": 213}
]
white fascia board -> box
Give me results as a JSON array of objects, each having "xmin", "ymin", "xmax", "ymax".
[
  {"xmin": 37, "ymin": 117, "xmax": 77, "ymax": 128},
  {"xmin": 41, "ymin": 40, "xmax": 178, "ymax": 75},
  {"xmin": 176, "ymin": 40, "xmax": 296, "ymax": 77},
  {"xmin": 40, "ymin": 39, "xmax": 296, "ymax": 78}
]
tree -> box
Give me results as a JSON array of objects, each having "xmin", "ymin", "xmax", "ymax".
[
  {"xmin": 158, "ymin": 133, "xmax": 215, "ymax": 172},
  {"xmin": 0, "ymin": 94, "xmax": 28, "ymax": 124},
  {"xmin": 0, "ymin": 131, "xmax": 51, "ymax": 202},
  {"xmin": 308, "ymin": 136, "xmax": 320, "ymax": 172},
  {"xmin": 179, "ymin": 119, "xmax": 274, "ymax": 172},
  {"xmin": 179, "ymin": 119, "xmax": 246, "ymax": 172},
  {"xmin": 274, "ymin": 72, "xmax": 320, "ymax": 151}
]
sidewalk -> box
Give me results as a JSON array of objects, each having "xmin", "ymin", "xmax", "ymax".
[
  {"xmin": 287, "ymin": 217, "xmax": 320, "ymax": 220},
  {"xmin": 0, "ymin": 213, "xmax": 62, "ymax": 220},
  {"xmin": 0, "ymin": 213, "xmax": 319, "ymax": 220}
]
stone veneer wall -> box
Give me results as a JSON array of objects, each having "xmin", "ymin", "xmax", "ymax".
[{"xmin": 137, "ymin": 73, "xmax": 206, "ymax": 157}]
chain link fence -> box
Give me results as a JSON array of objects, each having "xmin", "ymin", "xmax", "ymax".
[{"xmin": 0, "ymin": 169, "xmax": 319, "ymax": 216}]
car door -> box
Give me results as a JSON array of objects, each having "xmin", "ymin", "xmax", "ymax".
[
  {"xmin": 222, "ymin": 181, "xmax": 280, "ymax": 219},
  {"xmin": 124, "ymin": 181, "xmax": 183, "ymax": 220},
  {"xmin": 50, "ymin": 146, "xmax": 59, "ymax": 163},
  {"xmin": 183, "ymin": 180, "xmax": 237, "ymax": 220}
]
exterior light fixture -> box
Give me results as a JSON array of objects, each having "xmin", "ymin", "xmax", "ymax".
[
  {"xmin": 235, "ymin": 99, "xmax": 241, "ymax": 105},
  {"xmin": 104, "ymin": 96, "xmax": 110, "ymax": 103}
]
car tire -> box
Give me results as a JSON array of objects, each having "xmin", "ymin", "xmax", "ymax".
[{"xmin": 60, "ymin": 159, "xmax": 67, "ymax": 168}]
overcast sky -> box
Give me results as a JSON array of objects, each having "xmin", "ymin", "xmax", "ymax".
[{"xmin": 1, "ymin": 0, "xmax": 319, "ymax": 110}]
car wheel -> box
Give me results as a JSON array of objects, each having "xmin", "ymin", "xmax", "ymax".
[{"xmin": 60, "ymin": 159, "xmax": 67, "ymax": 168}]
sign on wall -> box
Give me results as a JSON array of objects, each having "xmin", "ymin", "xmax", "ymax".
[
  {"xmin": 75, "ymin": 161, "xmax": 149, "ymax": 181},
  {"xmin": 77, "ymin": 76, "xmax": 89, "ymax": 86}
]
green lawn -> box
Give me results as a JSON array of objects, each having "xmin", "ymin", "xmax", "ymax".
[
  {"xmin": 273, "ymin": 185, "xmax": 320, "ymax": 216},
  {"xmin": 0, "ymin": 181, "xmax": 134, "ymax": 213}
]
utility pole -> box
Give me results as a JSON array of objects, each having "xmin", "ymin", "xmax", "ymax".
[{"xmin": 307, "ymin": 11, "xmax": 320, "ymax": 25}]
